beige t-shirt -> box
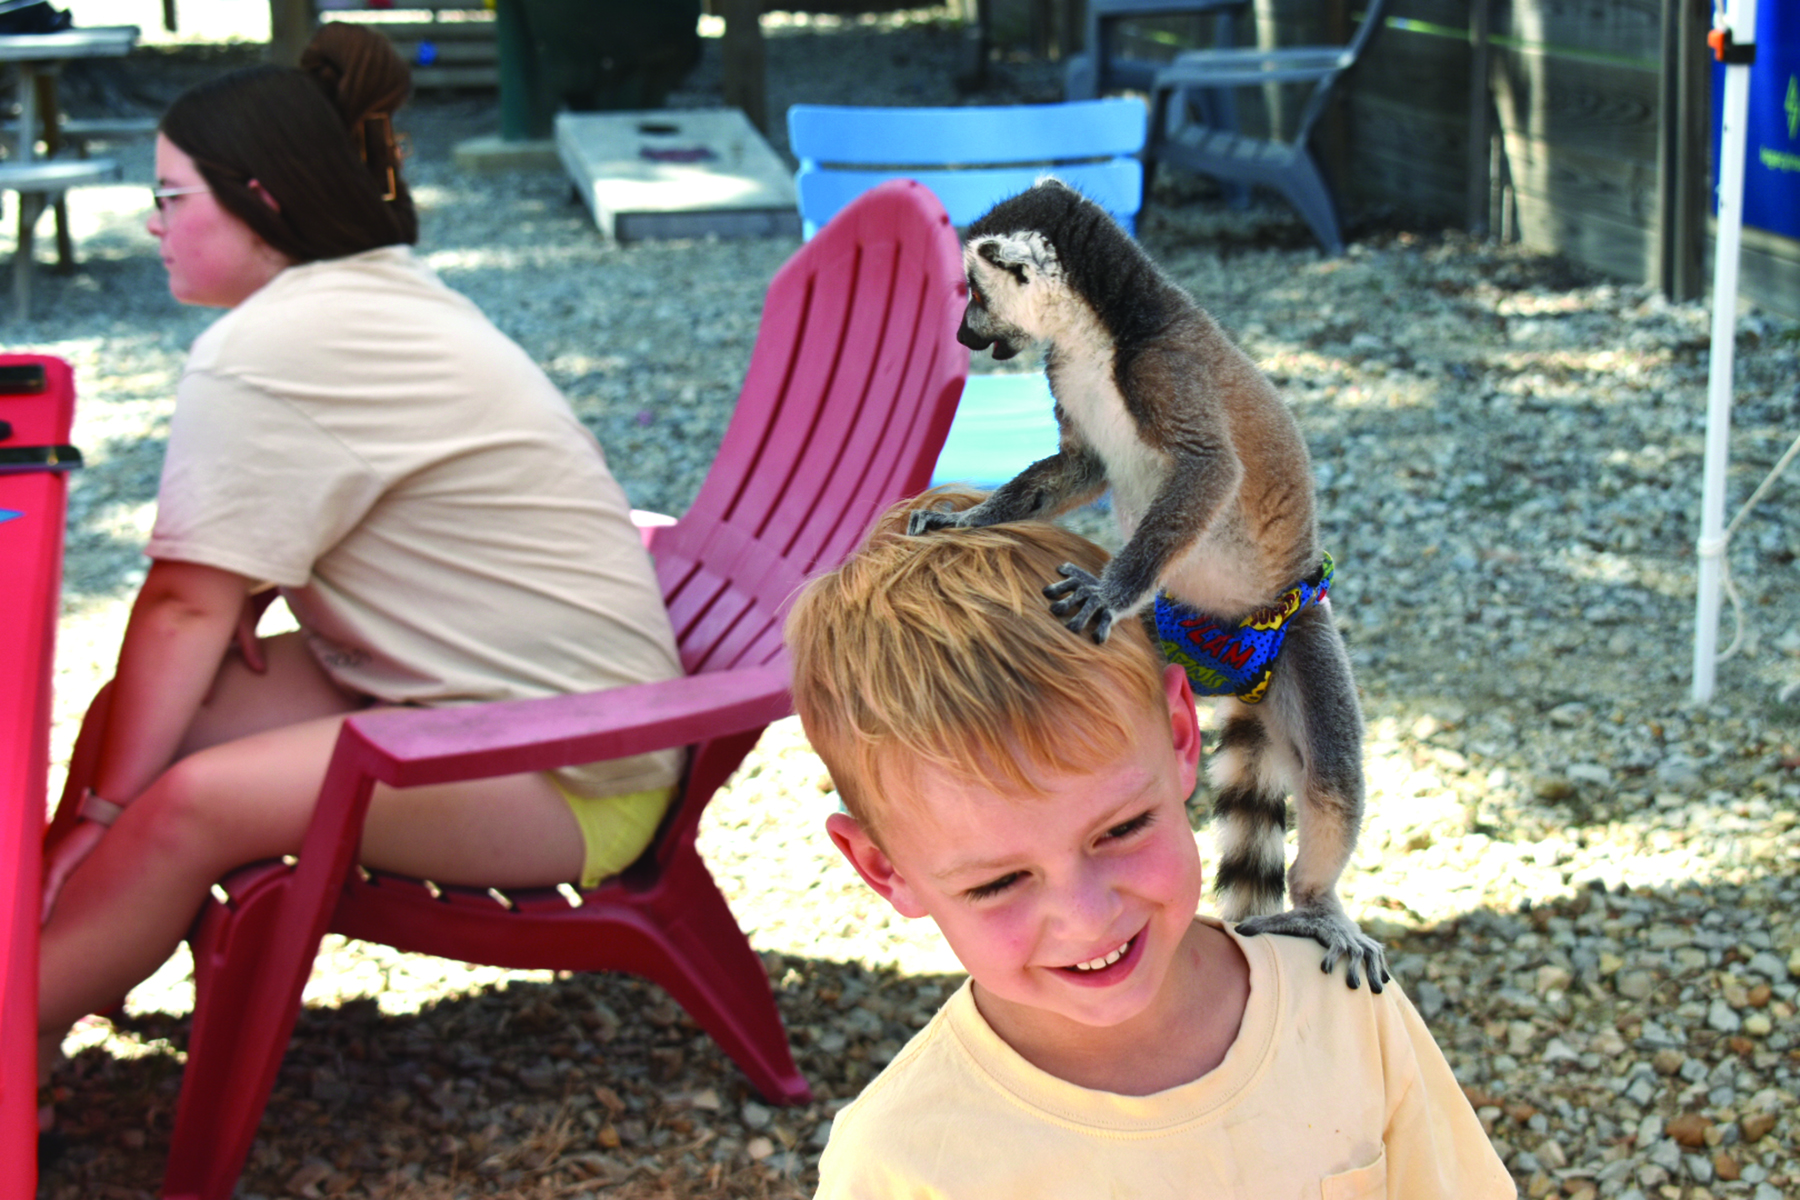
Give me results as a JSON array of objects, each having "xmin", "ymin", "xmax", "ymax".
[
  {"xmin": 816, "ymin": 920, "xmax": 1517, "ymax": 1200},
  {"xmin": 147, "ymin": 245, "xmax": 683, "ymax": 798}
]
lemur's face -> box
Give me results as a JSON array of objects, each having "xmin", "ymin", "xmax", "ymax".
[{"xmin": 959, "ymin": 231, "xmax": 1065, "ymax": 361}]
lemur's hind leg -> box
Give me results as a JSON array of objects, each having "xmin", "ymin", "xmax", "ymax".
[{"xmin": 1231, "ymin": 603, "xmax": 1387, "ymax": 991}]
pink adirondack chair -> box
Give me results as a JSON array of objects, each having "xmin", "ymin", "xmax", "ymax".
[
  {"xmin": 2, "ymin": 355, "xmax": 77, "ymax": 1200},
  {"xmin": 46, "ymin": 179, "xmax": 969, "ymax": 1200}
]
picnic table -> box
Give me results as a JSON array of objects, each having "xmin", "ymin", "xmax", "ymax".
[
  {"xmin": 1, "ymin": 24, "xmax": 138, "ymax": 319},
  {"xmin": 0, "ymin": 355, "xmax": 78, "ymax": 1197}
]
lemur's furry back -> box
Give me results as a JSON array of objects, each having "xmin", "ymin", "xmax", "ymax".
[{"xmin": 910, "ymin": 179, "xmax": 1384, "ymax": 989}]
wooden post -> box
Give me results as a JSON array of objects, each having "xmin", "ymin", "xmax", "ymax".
[
  {"xmin": 1254, "ymin": 0, "xmax": 1285, "ymax": 138},
  {"xmin": 268, "ymin": 0, "xmax": 316, "ymax": 67},
  {"xmin": 1466, "ymin": 0, "xmax": 1491, "ymax": 236},
  {"xmin": 1657, "ymin": 0, "xmax": 1708, "ymax": 301},
  {"xmin": 956, "ymin": 0, "xmax": 989, "ymax": 93},
  {"xmin": 1319, "ymin": 0, "xmax": 1349, "ymax": 218},
  {"xmin": 35, "ymin": 72, "xmax": 72, "ymax": 270},
  {"xmin": 719, "ymin": 0, "xmax": 767, "ymax": 137}
]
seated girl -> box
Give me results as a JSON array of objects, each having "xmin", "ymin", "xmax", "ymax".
[{"xmin": 39, "ymin": 23, "xmax": 683, "ymax": 1078}]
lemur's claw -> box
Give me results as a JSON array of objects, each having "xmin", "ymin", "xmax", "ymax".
[
  {"xmin": 1044, "ymin": 564, "xmax": 1115, "ymax": 643},
  {"xmin": 1236, "ymin": 906, "xmax": 1387, "ymax": 994},
  {"xmin": 906, "ymin": 507, "xmax": 964, "ymax": 537}
]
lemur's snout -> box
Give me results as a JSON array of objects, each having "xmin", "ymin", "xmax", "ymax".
[
  {"xmin": 956, "ymin": 313, "xmax": 991, "ymax": 353},
  {"xmin": 958, "ymin": 315, "xmax": 1019, "ymax": 359}
]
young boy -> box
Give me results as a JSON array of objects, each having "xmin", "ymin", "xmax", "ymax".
[{"xmin": 785, "ymin": 488, "xmax": 1516, "ymax": 1199}]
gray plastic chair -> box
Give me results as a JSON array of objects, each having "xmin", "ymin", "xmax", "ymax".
[
  {"xmin": 1064, "ymin": 0, "xmax": 1248, "ymax": 101},
  {"xmin": 1146, "ymin": 0, "xmax": 1386, "ymax": 255}
]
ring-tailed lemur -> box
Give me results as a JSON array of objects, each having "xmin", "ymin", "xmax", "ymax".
[{"xmin": 908, "ymin": 179, "xmax": 1385, "ymax": 991}]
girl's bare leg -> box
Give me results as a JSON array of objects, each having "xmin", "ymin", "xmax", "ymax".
[{"xmin": 40, "ymin": 634, "xmax": 584, "ymax": 1033}]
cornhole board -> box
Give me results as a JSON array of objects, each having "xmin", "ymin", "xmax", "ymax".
[
  {"xmin": 0, "ymin": 355, "xmax": 77, "ymax": 1199},
  {"xmin": 555, "ymin": 108, "xmax": 801, "ymax": 241}
]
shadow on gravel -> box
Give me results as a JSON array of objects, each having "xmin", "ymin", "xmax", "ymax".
[{"xmin": 38, "ymin": 867, "xmax": 1800, "ymax": 1200}]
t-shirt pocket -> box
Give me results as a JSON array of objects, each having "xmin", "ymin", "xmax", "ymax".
[{"xmin": 1320, "ymin": 1146, "xmax": 1387, "ymax": 1200}]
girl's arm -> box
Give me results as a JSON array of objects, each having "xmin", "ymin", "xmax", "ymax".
[
  {"xmin": 89, "ymin": 558, "xmax": 254, "ymax": 805},
  {"xmin": 43, "ymin": 559, "xmax": 253, "ymax": 921}
]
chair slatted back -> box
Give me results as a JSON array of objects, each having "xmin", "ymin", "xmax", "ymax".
[{"xmin": 640, "ymin": 177, "xmax": 968, "ymax": 866}]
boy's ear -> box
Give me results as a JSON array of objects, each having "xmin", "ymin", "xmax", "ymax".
[
  {"xmin": 1162, "ymin": 663, "xmax": 1203, "ymax": 788},
  {"xmin": 825, "ymin": 812, "xmax": 929, "ymax": 919}
]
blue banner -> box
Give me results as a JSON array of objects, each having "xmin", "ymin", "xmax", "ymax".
[{"xmin": 1712, "ymin": 2, "xmax": 1800, "ymax": 242}]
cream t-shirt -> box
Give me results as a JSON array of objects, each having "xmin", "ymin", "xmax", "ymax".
[
  {"xmin": 816, "ymin": 920, "xmax": 1517, "ymax": 1200},
  {"xmin": 147, "ymin": 245, "xmax": 683, "ymax": 797}
]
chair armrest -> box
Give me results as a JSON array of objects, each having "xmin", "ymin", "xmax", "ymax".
[
  {"xmin": 1154, "ymin": 46, "xmax": 1352, "ymax": 88},
  {"xmin": 333, "ymin": 664, "xmax": 793, "ymax": 791},
  {"xmin": 631, "ymin": 508, "xmax": 677, "ymax": 551}
]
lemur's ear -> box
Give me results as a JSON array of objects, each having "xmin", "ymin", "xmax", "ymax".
[{"xmin": 972, "ymin": 231, "xmax": 1061, "ymax": 286}]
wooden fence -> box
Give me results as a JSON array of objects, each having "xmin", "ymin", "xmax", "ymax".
[{"xmin": 1090, "ymin": 0, "xmax": 1799, "ymax": 317}]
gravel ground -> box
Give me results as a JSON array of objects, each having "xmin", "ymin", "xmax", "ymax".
[{"xmin": 15, "ymin": 10, "xmax": 1800, "ymax": 1200}]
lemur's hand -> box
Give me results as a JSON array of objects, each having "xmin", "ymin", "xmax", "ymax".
[
  {"xmin": 906, "ymin": 505, "xmax": 971, "ymax": 537},
  {"xmin": 1044, "ymin": 563, "xmax": 1117, "ymax": 643},
  {"xmin": 1236, "ymin": 904, "xmax": 1390, "ymax": 993}
]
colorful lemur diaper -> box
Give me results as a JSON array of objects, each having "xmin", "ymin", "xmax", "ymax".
[{"xmin": 1152, "ymin": 553, "xmax": 1334, "ymax": 704}]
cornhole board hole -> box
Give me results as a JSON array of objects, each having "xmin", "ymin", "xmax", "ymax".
[{"xmin": 555, "ymin": 108, "xmax": 801, "ymax": 241}]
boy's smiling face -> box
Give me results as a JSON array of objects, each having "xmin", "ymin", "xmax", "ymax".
[{"xmin": 829, "ymin": 665, "xmax": 1207, "ymax": 1059}]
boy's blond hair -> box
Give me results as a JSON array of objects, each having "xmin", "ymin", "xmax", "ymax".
[{"xmin": 786, "ymin": 486, "xmax": 1169, "ymax": 831}]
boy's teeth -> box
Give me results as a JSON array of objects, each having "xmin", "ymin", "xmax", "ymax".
[{"xmin": 1073, "ymin": 939, "xmax": 1131, "ymax": 971}]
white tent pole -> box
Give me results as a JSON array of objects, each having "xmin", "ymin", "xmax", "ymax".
[{"xmin": 1692, "ymin": 0, "xmax": 1757, "ymax": 704}]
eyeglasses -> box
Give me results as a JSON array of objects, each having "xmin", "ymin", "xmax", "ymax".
[{"xmin": 150, "ymin": 185, "xmax": 210, "ymax": 212}]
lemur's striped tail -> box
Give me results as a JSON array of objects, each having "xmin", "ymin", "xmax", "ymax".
[{"xmin": 1208, "ymin": 707, "xmax": 1289, "ymax": 920}]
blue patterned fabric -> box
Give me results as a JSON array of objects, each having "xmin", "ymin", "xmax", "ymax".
[{"xmin": 1152, "ymin": 553, "xmax": 1334, "ymax": 704}]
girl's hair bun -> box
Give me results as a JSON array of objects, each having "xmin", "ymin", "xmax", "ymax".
[{"xmin": 300, "ymin": 22, "xmax": 412, "ymax": 133}]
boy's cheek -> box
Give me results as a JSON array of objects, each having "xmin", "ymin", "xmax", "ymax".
[{"xmin": 939, "ymin": 905, "xmax": 1036, "ymax": 969}]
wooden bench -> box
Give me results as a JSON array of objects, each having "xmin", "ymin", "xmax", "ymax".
[
  {"xmin": 320, "ymin": 6, "xmax": 498, "ymax": 90},
  {"xmin": 2, "ymin": 114, "xmax": 159, "ymax": 154},
  {"xmin": 377, "ymin": 15, "xmax": 498, "ymax": 90},
  {"xmin": 1, "ymin": 157, "xmax": 122, "ymax": 321}
]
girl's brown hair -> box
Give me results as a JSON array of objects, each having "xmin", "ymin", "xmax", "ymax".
[
  {"xmin": 786, "ymin": 486, "xmax": 1169, "ymax": 834},
  {"xmin": 159, "ymin": 22, "xmax": 417, "ymax": 263}
]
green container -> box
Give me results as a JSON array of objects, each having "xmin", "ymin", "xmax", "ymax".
[{"xmin": 496, "ymin": 0, "xmax": 703, "ymax": 141}]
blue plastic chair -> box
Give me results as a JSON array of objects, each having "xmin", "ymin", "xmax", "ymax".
[
  {"xmin": 788, "ymin": 98, "xmax": 1147, "ymax": 238},
  {"xmin": 788, "ymin": 99, "xmax": 1147, "ymax": 486},
  {"xmin": 1064, "ymin": 0, "xmax": 1248, "ymax": 102}
]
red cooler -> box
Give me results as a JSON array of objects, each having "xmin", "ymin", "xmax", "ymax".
[{"xmin": 0, "ymin": 354, "xmax": 78, "ymax": 1194}]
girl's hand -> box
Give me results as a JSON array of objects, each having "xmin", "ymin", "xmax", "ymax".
[
  {"xmin": 41, "ymin": 819, "xmax": 107, "ymax": 925},
  {"xmin": 232, "ymin": 589, "xmax": 279, "ymax": 675}
]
